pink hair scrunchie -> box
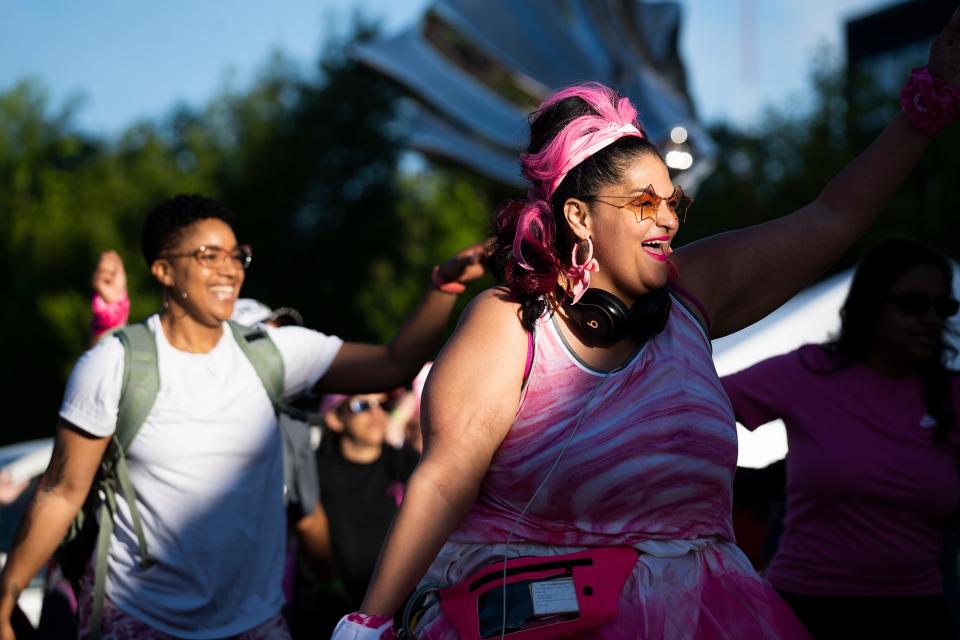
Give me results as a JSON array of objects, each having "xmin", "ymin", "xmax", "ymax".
[
  {"xmin": 91, "ymin": 292, "xmax": 130, "ymax": 337},
  {"xmin": 900, "ymin": 66, "xmax": 960, "ymax": 136}
]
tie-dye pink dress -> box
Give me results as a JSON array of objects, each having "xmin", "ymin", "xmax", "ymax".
[{"xmin": 416, "ymin": 296, "xmax": 811, "ymax": 639}]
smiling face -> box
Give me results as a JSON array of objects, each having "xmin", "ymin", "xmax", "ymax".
[
  {"xmin": 871, "ymin": 264, "xmax": 951, "ymax": 373},
  {"xmin": 151, "ymin": 218, "xmax": 245, "ymax": 327},
  {"xmin": 565, "ymin": 153, "xmax": 678, "ymax": 303}
]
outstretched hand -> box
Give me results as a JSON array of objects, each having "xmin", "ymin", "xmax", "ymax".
[
  {"xmin": 91, "ymin": 250, "xmax": 127, "ymax": 304},
  {"xmin": 929, "ymin": 7, "xmax": 960, "ymax": 84},
  {"xmin": 436, "ymin": 243, "xmax": 487, "ymax": 285}
]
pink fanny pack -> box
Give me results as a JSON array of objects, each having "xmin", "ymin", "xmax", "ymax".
[{"xmin": 438, "ymin": 547, "xmax": 637, "ymax": 640}]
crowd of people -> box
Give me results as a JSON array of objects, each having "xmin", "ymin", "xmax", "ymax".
[{"xmin": 0, "ymin": 8, "xmax": 959, "ymax": 640}]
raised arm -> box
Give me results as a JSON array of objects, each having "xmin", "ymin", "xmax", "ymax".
[
  {"xmin": 0, "ymin": 421, "xmax": 109, "ymax": 640},
  {"xmin": 90, "ymin": 250, "xmax": 130, "ymax": 345},
  {"xmin": 336, "ymin": 288, "xmax": 528, "ymax": 634},
  {"xmin": 674, "ymin": 10, "xmax": 960, "ymax": 338},
  {"xmin": 316, "ymin": 244, "xmax": 487, "ymax": 393}
]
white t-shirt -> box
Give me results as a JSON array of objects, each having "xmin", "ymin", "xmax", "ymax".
[{"xmin": 60, "ymin": 315, "xmax": 342, "ymax": 637}]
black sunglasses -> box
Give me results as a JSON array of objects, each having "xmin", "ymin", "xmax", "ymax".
[
  {"xmin": 886, "ymin": 292, "xmax": 959, "ymax": 319},
  {"xmin": 346, "ymin": 397, "xmax": 392, "ymax": 414}
]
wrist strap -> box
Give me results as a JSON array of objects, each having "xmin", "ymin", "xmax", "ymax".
[
  {"xmin": 332, "ymin": 612, "xmax": 395, "ymax": 639},
  {"xmin": 347, "ymin": 612, "xmax": 393, "ymax": 628},
  {"xmin": 432, "ymin": 265, "xmax": 466, "ymax": 294},
  {"xmin": 900, "ymin": 65, "xmax": 960, "ymax": 136}
]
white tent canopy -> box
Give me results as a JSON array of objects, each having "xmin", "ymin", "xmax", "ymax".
[{"xmin": 713, "ymin": 264, "xmax": 960, "ymax": 469}]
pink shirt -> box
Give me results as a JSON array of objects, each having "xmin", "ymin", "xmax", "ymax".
[
  {"xmin": 723, "ymin": 345, "xmax": 960, "ymax": 597},
  {"xmin": 450, "ymin": 295, "xmax": 739, "ymax": 546}
]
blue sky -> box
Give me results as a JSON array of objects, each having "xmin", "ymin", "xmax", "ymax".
[{"xmin": 0, "ymin": 0, "xmax": 901, "ymax": 135}]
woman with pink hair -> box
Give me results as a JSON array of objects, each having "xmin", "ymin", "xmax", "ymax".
[{"xmin": 333, "ymin": 13, "xmax": 960, "ymax": 640}]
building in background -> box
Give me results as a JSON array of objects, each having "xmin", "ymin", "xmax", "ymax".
[
  {"xmin": 356, "ymin": 0, "xmax": 715, "ymax": 190},
  {"xmin": 846, "ymin": 0, "xmax": 956, "ymax": 132}
]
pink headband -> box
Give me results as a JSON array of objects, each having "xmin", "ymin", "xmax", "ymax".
[
  {"xmin": 544, "ymin": 121, "xmax": 644, "ymax": 198},
  {"xmin": 521, "ymin": 84, "xmax": 646, "ymax": 201}
]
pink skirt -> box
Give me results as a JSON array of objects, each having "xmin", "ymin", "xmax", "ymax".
[{"xmin": 415, "ymin": 538, "xmax": 811, "ymax": 640}]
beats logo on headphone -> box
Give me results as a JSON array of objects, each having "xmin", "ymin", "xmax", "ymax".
[{"xmin": 563, "ymin": 288, "xmax": 671, "ymax": 347}]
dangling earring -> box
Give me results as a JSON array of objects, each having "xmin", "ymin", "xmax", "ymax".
[
  {"xmin": 565, "ymin": 237, "xmax": 600, "ymax": 304},
  {"xmin": 161, "ymin": 288, "xmax": 186, "ymax": 310}
]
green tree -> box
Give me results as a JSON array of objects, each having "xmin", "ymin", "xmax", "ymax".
[
  {"xmin": 686, "ymin": 50, "xmax": 959, "ymax": 273},
  {"xmin": 358, "ymin": 167, "xmax": 500, "ymax": 340},
  {"xmin": 0, "ymin": 81, "xmax": 224, "ymax": 443}
]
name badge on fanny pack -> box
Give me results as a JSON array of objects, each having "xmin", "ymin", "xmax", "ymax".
[{"xmin": 439, "ymin": 546, "xmax": 637, "ymax": 640}]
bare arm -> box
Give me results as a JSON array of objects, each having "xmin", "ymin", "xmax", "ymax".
[
  {"xmin": 296, "ymin": 503, "xmax": 337, "ymax": 582},
  {"xmin": 674, "ymin": 12, "xmax": 960, "ymax": 338},
  {"xmin": 0, "ymin": 420, "xmax": 108, "ymax": 634},
  {"xmin": 316, "ymin": 245, "xmax": 487, "ymax": 393},
  {"xmin": 358, "ymin": 288, "xmax": 528, "ymax": 616},
  {"xmin": 674, "ymin": 115, "xmax": 928, "ymax": 337}
]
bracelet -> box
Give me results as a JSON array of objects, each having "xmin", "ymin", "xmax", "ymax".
[
  {"xmin": 91, "ymin": 292, "xmax": 130, "ymax": 337},
  {"xmin": 900, "ymin": 65, "xmax": 960, "ymax": 136},
  {"xmin": 431, "ymin": 265, "xmax": 466, "ymax": 294},
  {"xmin": 345, "ymin": 612, "xmax": 393, "ymax": 628},
  {"xmin": 332, "ymin": 612, "xmax": 395, "ymax": 639}
]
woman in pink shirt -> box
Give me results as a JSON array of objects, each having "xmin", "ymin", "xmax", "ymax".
[
  {"xmin": 723, "ymin": 239, "xmax": 960, "ymax": 639},
  {"xmin": 332, "ymin": 13, "xmax": 960, "ymax": 640}
]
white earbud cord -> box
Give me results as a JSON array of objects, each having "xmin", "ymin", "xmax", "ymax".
[{"xmin": 498, "ymin": 375, "xmax": 606, "ymax": 640}]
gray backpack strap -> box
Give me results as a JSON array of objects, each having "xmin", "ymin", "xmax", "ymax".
[
  {"xmin": 88, "ymin": 493, "xmax": 114, "ymax": 638},
  {"xmin": 114, "ymin": 325, "xmax": 160, "ymax": 451},
  {"xmin": 228, "ymin": 321, "xmax": 284, "ymax": 408},
  {"xmin": 89, "ymin": 442, "xmax": 156, "ymax": 640},
  {"xmin": 110, "ymin": 324, "xmax": 157, "ymax": 564},
  {"xmin": 88, "ymin": 324, "xmax": 159, "ymax": 640}
]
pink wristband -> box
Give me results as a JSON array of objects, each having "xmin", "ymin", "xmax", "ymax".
[
  {"xmin": 332, "ymin": 612, "xmax": 395, "ymax": 639},
  {"xmin": 91, "ymin": 292, "xmax": 130, "ymax": 337},
  {"xmin": 900, "ymin": 66, "xmax": 960, "ymax": 136},
  {"xmin": 345, "ymin": 612, "xmax": 393, "ymax": 628},
  {"xmin": 432, "ymin": 265, "xmax": 466, "ymax": 294}
]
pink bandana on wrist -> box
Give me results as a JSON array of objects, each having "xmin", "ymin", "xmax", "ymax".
[
  {"xmin": 345, "ymin": 612, "xmax": 393, "ymax": 628},
  {"xmin": 332, "ymin": 612, "xmax": 395, "ymax": 639},
  {"xmin": 91, "ymin": 292, "xmax": 130, "ymax": 337},
  {"xmin": 900, "ymin": 65, "xmax": 960, "ymax": 136}
]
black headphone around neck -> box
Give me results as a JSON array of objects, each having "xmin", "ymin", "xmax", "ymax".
[{"xmin": 562, "ymin": 287, "xmax": 672, "ymax": 347}]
